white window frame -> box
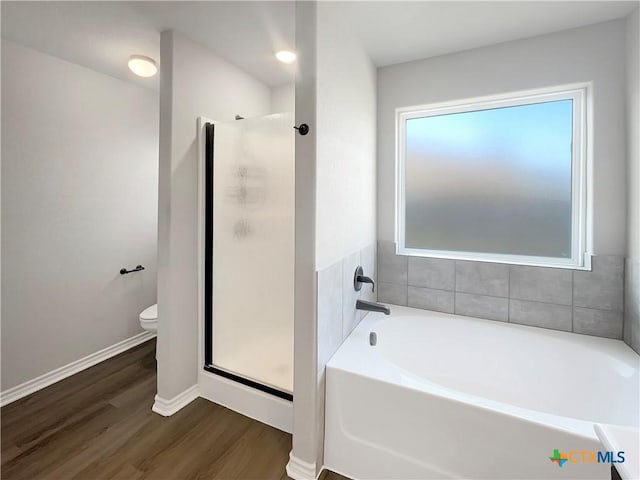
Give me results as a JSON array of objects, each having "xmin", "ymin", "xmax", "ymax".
[{"xmin": 395, "ymin": 83, "xmax": 592, "ymax": 270}]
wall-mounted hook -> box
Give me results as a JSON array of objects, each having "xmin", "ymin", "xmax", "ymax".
[{"xmin": 294, "ymin": 123, "xmax": 309, "ymax": 135}]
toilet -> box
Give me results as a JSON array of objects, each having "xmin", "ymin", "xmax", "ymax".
[{"xmin": 139, "ymin": 303, "xmax": 158, "ymax": 333}]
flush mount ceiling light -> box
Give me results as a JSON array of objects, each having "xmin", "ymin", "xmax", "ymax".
[
  {"xmin": 275, "ymin": 50, "xmax": 297, "ymax": 64},
  {"xmin": 128, "ymin": 55, "xmax": 157, "ymax": 77}
]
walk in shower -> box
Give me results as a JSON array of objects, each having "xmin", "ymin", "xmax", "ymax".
[{"xmin": 203, "ymin": 112, "xmax": 294, "ymax": 400}]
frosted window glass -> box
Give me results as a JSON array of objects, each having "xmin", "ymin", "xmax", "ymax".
[{"xmin": 404, "ymin": 100, "xmax": 573, "ymax": 258}]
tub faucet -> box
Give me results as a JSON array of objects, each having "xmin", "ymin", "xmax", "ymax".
[{"xmin": 356, "ymin": 300, "xmax": 391, "ymax": 316}]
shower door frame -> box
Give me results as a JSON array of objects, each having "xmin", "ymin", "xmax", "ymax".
[
  {"xmin": 202, "ymin": 119, "xmax": 293, "ymax": 401},
  {"xmin": 196, "ymin": 116, "xmax": 293, "ymax": 434}
]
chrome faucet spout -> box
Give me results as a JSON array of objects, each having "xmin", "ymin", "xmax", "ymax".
[{"xmin": 356, "ymin": 299, "xmax": 391, "ymax": 316}]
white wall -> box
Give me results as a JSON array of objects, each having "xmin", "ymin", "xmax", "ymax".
[
  {"xmin": 1, "ymin": 40, "xmax": 159, "ymax": 391},
  {"xmin": 157, "ymin": 31, "xmax": 271, "ymax": 401},
  {"xmin": 624, "ymin": 8, "xmax": 639, "ymax": 353},
  {"xmin": 627, "ymin": 10, "xmax": 639, "ymax": 261},
  {"xmin": 377, "ymin": 20, "xmax": 627, "ymax": 256},
  {"xmin": 290, "ymin": 2, "xmax": 319, "ymax": 477},
  {"xmin": 288, "ymin": 3, "xmax": 377, "ymax": 477},
  {"xmin": 315, "ymin": 0, "xmax": 377, "ymax": 467},
  {"xmin": 315, "ymin": 3, "xmax": 377, "ymax": 271},
  {"xmin": 271, "ymin": 83, "xmax": 295, "ymax": 114}
]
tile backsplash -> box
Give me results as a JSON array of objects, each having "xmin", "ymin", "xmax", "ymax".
[
  {"xmin": 317, "ymin": 242, "xmax": 377, "ymax": 374},
  {"xmin": 315, "ymin": 242, "xmax": 376, "ymax": 467},
  {"xmin": 624, "ymin": 258, "xmax": 640, "ymax": 353},
  {"xmin": 378, "ymin": 241, "xmax": 625, "ymax": 340}
]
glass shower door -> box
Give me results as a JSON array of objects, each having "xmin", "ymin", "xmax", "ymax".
[{"xmin": 206, "ymin": 112, "xmax": 294, "ymax": 396}]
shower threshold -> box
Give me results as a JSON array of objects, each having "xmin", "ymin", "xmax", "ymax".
[{"xmin": 203, "ymin": 364, "xmax": 293, "ymax": 401}]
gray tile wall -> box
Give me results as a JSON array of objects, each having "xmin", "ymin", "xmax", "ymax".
[
  {"xmin": 624, "ymin": 259, "xmax": 640, "ymax": 353},
  {"xmin": 315, "ymin": 242, "xmax": 377, "ymax": 468},
  {"xmin": 316, "ymin": 242, "xmax": 377, "ymax": 374},
  {"xmin": 377, "ymin": 241, "xmax": 626, "ymax": 340}
]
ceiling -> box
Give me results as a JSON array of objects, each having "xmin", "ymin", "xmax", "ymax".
[
  {"xmin": 336, "ymin": 1, "xmax": 638, "ymax": 67},
  {"xmin": 1, "ymin": 1, "xmax": 637, "ymax": 92},
  {"xmin": 1, "ymin": 2, "xmax": 162, "ymax": 90},
  {"xmin": 0, "ymin": 1, "xmax": 296, "ymax": 91},
  {"xmin": 133, "ymin": 1, "xmax": 296, "ymax": 87}
]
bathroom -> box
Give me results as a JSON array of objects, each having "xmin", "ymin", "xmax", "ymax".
[{"xmin": 1, "ymin": 1, "xmax": 639, "ymax": 480}]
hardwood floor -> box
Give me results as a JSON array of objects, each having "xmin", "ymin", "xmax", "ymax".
[
  {"xmin": 319, "ymin": 471, "xmax": 348, "ymax": 480},
  {"xmin": 1, "ymin": 340, "xmax": 347, "ymax": 480}
]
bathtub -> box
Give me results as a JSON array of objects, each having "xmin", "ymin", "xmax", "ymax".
[{"xmin": 324, "ymin": 305, "xmax": 639, "ymax": 479}]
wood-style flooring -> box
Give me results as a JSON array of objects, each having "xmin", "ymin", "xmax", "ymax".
[{"xmin": 1, "ymin": 340, "xmax": 347, "ymax": 480}]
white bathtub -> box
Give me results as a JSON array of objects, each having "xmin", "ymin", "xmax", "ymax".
[{"xmin": 324, "ymin": 305, "xmax": 639, "ymax": 479}]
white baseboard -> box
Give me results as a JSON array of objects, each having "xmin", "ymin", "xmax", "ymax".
[
  {"xmin": 286, "ymin": 451, "xmax": 320, "ymax": 480},
  {"xmin": 1, "ymin": 331, "xmax": 156, "ymax": 407},
  {"xmin": 199, "ymin": 370, "xmax": 292, "ymax": 433},
  {"xmin": 152, "ymin": 384, "xmax": 200, "ymax": 416}
]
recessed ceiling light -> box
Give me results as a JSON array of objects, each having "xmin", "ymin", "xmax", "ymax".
[
  {"xmin": 275, "ymin": 50, "xmax": 297, "ymax": 64},
  {"xmin": 128, "ymin": 55, "xmax": 157, "ymax": 78}
]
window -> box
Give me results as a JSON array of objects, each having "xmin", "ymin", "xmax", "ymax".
[{"xmin": 396, "ymin": 85, "xmax": 590, "ymax": 269}]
